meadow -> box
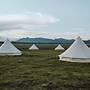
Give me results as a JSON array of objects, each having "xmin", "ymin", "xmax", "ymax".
[{"xmin": 0, "ymin": 44, "xmax": 90, "ymax": 90}]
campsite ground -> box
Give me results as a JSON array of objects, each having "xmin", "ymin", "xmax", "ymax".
[{"xmin": 0, "ymin": 44, "xmax": 90, "ymax": 90}]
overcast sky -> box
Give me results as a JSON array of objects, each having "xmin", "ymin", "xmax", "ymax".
[{"xmin": 0, "ymin": 0, "xmax": 90, "ymax": 40}]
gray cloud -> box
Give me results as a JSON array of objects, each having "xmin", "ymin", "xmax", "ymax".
[{"xmin": 0, "ymin": 12, "xmax": 59, "ymax": 31}]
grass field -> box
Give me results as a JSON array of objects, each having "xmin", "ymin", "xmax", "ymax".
[{"xmin": 0, "ymin": 44, "xmax": 90, "ymax": 90}]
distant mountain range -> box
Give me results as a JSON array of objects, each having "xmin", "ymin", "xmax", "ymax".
[{"xmin": 17, "ymin": 37, "xmax": 90, "ymax": 44}]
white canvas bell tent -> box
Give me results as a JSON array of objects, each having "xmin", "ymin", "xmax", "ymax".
[
  {"xmin": 59, "ymin": 36, "xmax": 90, "ymax": 62},
  {"xmin": 29, "ymin": 44, "xmax": 39, "ymax": 50},
  {"xmin": 0, "ymin": 39, "xmax": 22, "ymax": 55},
  {"xmin": 55, "ymin": 44, "xmax": 65, "ymax": 50}
]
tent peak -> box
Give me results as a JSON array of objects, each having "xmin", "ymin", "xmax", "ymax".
[{"xmin": 76, "ymin": 36, "xmax": 82, "ymax": 40}]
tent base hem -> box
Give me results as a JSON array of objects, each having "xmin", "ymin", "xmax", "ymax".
[
  {"xmin": 0, "ymin": 53, "xmax": 22, "ymax": 56},
  {"xmin": 59, "ymin": 57, "xmax": 90, "ymax": 63}
]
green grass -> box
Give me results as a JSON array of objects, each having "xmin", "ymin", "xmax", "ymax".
[{"xmin": 0, "ymin": 44, "xmax": 90, "ymax": 90}]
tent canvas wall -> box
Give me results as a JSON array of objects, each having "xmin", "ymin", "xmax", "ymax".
[
  {"xmin": 59, "ymin": 36, "xmax": 90, "ymax": 62},
  {"xmin": 29, "ymin": 44, "xmax": 39, "ymax": 50},
  {"xmin": 0, "ymin": 39, "xmax": 21, "ymax": 55},
  {"xmin": 55, "ymin": 44, "xmax": 64, "ymax": 50}
]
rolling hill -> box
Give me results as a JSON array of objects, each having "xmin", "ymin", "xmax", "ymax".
[
  {"xmin": 17, "ymin": 37, "xmax": 74, "ymax": 44},
  {"xmin": 17, "ymin": 37, "xmax": 90, "ymax": 44}
]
